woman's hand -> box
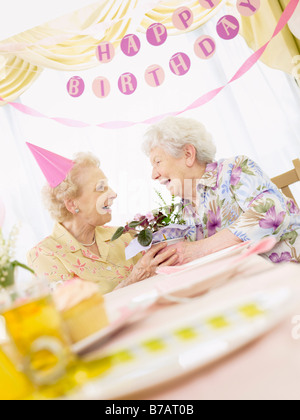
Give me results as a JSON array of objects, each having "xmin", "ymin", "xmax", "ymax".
[
  {"xmin": 160, "ymin": 229, "xmax": 243, "ymax": 266},
  {"xmin": 115, "ymin": 242, "xmax": 178, "ymax": 289},
  {"xmin": 161, "ymin": 241, "xmax": 203, "ymax": 265}
]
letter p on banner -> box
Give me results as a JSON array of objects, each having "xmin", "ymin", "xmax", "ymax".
[{"xmin": 172, "ymin": 7, "xmax": 194, "ymax": 30}]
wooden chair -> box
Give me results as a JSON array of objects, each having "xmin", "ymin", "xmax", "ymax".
[{"xmin": 271, "ymin": 158, "xmax": 300, "ymax": 205}]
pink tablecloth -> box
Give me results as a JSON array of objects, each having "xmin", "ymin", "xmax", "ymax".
[{"xmin": 87, "ymin": 255, "xmax": 300, "ymax": 400}]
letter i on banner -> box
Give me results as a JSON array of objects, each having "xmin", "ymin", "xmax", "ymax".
[{"xmin": 92, "ymin": 77, "xmax": 110, "ymax": 98}]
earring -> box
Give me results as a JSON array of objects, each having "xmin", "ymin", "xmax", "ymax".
[{"xmin": 75, "ymin": 208, "xmax": 80, "ymax": 214}]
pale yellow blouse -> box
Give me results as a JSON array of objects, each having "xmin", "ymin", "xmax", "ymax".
[{"xmin": 27, "ymin": 223, "xmax": 142, "ymax": 294}]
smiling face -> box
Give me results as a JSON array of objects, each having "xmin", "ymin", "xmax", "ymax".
[
  {"xmin": 150, "ymin": 146, "xmax": 207, "ymax": 200},
  {"xmin": 150, "ymin": 146, "xmax": 190, "ymax": 198},
  {"xmin": 74, "ymin": 166, "xmax": 117, "ymax": 227}
]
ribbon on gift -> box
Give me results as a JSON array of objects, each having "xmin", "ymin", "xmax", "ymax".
[{"xmin": 0, "ymin": 0, "xmax": 299, "ymax": 127}]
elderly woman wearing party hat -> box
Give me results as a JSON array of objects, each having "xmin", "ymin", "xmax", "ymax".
[
  {"xmin": 143, "ymin": 116, "xmax": 300, "ymax": 265},
  {"xmin": 27, "ymin": 143, "xmax": 178, "ymax": 294}
]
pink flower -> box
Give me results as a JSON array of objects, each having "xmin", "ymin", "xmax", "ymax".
[
  {"xmin": 206, "ymin": 162, "xmax": 218, "ymax": 172},
  {"xmin": 146, "ymin": 212, "xmax": 156, "ymax": 222},
  {"xmin": 133, "ymin": 213, "xmax": 143, "ymax": 221},
  {"xmin": 269, "ymin": 252, "xmax": 292, "ymax": 263},
  {"xmin": 207, "ymin": 208, "xmax": 221, "ymax": 236},
  {"xmin": 73, "ymin": 259, "xmax": 86, "ymax": 272},
  {"xmin": 288, "ymin": 200, "xmax": 300, "ymax": 215},
  {"xmin": 259, "ymin": 206, "xmax": 285, "ymax": 230},
  {"xmin": 230, "ymin": 166, "xmax": 242, "ymax": 186}
]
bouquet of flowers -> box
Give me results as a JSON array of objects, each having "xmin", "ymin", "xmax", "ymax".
[
  {"xmin": 111, "ymin": 192, "xmax": 195, "ymax": 259},
  {"xmin": 0, "ymin": 222, "xmax": 34, "ymax": 289}
]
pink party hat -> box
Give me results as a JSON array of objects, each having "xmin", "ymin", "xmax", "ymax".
[{"xmin": 26, "ymin": 142, "xmax": 74, "ymax": 188}]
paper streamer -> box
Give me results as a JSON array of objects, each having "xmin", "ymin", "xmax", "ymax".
[{"xmin": 0, "ymin": 0, "xmax": 298, "ymax": 129}]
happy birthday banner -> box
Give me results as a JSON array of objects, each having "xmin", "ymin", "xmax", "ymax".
[{"xmin": 0, "ymin": 0, "xmax": 299, "ymax": 129}]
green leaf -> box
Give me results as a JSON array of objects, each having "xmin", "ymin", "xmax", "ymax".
[
  {"xmin": 242, "ymin": 168, "xmax": 255, "ymax": 176},
  {"xmin": 128, "ymin": 221, "xmax": 142, "ymax": 228},
  {"xmin": 253, "ymin": 198, "xmax": 274, "ymax": 214},
  {"xmin": 281, "ymin": 231, "xmax": 298, "ymax": 245},
  {"xmin": 138, "ymin": 229, "xmax": 153, "ymax": 247},
  {"xmin": 111, "ymin": 227, "xmax": 125, "ymax": 241},
  {"xmin": 11, "ymin": 260, "xmax": 35, "ymax": 274}
]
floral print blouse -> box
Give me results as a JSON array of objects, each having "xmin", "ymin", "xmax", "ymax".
[
  {"xmin": 182, "ymin": 155, "xmax": 300, "ymax": 263},
  {"xmin": 27, "ymin": 223, "xmax": 142, "ymax": 294}
]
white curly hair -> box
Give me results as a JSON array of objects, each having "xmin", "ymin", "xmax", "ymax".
[{"xmin": 142, "ymin": 116, "xmax": 216, "ymax": 164}]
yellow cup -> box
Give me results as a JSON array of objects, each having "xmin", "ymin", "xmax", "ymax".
[
  {"xmin": 0, "ymin": 346, "xmax": 34, "ymax": 400},
  {"xmin": 0, "ymin": 281, "xmax": 72, "ymax": 387}
]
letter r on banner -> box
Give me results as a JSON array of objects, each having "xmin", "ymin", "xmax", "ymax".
[{"xmin": 118, "ymin": 73, "xmax": 137, "ymax": 95}]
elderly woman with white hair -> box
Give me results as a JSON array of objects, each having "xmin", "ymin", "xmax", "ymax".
[
  {"xmin": 143, "ymin": 116, "xmax": 300, "ymax": 264},
  {"xmin": 27, "ymin": 147, "xmax": 178, "ymax": 294}
]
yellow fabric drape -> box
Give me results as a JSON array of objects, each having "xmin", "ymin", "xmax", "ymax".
[
  {"xmin": 0, "ymin": 0, "xmax": 142, "ymax": 104},
  {"xmin": 0, "ymin": 0, "xmax": 225, "ymax": 105},
  {"xmin": 138, "ymin": 0, "xmax": 225, "ymax": 35},
  {"xmin": 239, "ymin": 0, "xmax": 300, "ymax": 75}
]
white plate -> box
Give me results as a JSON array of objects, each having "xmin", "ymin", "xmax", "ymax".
[{"xmin": 67, "ymin": 281, "xmax": 296, "ymax": 400}]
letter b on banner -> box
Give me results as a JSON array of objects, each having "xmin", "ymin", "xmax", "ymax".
[{"xmin": 67, "ymin": 76, "xmax": 85, "ymax": 97}]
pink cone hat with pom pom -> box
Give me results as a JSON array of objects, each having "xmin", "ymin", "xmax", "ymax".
[{"xmin": 26, "ymin": 142, "xmax": 74, "ymax": 188}]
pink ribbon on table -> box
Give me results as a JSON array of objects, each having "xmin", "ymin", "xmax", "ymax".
[{"xmin": 0, "ymin": 0, "xmax": 298, "ymax": 129}]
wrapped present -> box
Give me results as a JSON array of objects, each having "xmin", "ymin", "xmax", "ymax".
[{"xmin": 125, "ymin": 223, "xmax": 196, "ymax": 260}]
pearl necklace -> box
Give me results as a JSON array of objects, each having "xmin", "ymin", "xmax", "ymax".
[{"xmin": 79, "ymin": 236, "xmax": 96, "ymax": 247}]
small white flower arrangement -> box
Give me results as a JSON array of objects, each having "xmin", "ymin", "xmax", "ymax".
[{"xmin": 0, "ymin": 224, "xmax": 34, "ymax": 288}]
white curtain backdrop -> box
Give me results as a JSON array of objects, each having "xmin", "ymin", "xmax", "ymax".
[{"xmin": 1, "ymin": 9, "xmax": 300, "ymax": 269}]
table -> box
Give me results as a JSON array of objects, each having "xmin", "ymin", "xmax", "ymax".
[{"xmin": 72, "ymin": 253, "xmax": 300, "ymax": 400}]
